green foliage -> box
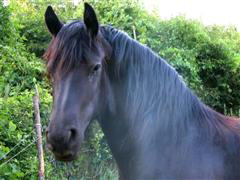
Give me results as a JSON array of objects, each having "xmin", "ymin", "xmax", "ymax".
[
  {"xmin": 0, "ymin": 1, "xmax": 49, "ymax": 178},
  {"xmin": 0, "ymin": 1, "xmax": 16, "ymax": 45},
  {"xmin": 0, "ymin": 91, "xmax": 37, "ymax": 179},
  {"xmin": 0, "ymin": 0, "xmax": 240, "ymax": 179},
  {"xmin": 0, "ymin": 44, "xmax": 45, "ymax": 97}
]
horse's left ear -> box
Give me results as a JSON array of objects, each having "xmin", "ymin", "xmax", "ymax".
[{"xmin": 84, "ymin": 3, "xmax": 99, "ymax": 39}]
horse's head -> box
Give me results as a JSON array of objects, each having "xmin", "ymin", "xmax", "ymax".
[{"xmin": 44, "ymin": 3, "xmax": 111, "ymax": 161}]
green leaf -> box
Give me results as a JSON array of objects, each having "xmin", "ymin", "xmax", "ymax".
[
  {"xmin": 17, "ymin": 133, "xmax": 22, "ymax": 140},
  {"xmin": 9, "ymin": 121, "xmax": 16, "ymax": 132}
]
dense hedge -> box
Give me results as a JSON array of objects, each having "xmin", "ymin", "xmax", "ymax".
[
  {"xmin": 0, "ymin": 0, "xmax": 239, "ymax": 179},
  {"xmin": 0, "ymin": 1, "xmax": 50, "ymax": 178}
]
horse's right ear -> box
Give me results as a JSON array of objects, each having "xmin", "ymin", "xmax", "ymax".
[{"xmin": 45, "ymin": 6, "xmax": 63, "ymax": 36}]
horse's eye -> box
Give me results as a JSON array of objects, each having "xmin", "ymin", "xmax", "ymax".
[
  {"xmin": 88, "ymin": 64, "xmax": 101, "ymax": 82},
  {"xmin": 92, "ymin": 64, "xmax": 101, "ymax": 72}
]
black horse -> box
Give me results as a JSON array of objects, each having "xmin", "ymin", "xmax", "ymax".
[{"xmin": 44, "ymin": 3, "xmax": 240, "ymax": 179}]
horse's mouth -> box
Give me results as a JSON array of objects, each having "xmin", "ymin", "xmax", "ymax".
[{"xmin": 54, "ymin": 152, "xmax": 77, "ymax": 162}]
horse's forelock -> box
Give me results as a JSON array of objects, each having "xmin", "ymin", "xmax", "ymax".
[{"xmin": 43, "ymin": 21, "xmax": 91, "ymax": 75}]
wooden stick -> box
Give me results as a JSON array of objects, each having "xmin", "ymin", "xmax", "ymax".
[{"xmin": 33, "ymin": 85, "xmax": 44, "ymax": 180}]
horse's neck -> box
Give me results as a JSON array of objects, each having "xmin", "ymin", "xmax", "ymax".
[{"xmin": 98, "ymin": 40, "xmax": 207, "ymax": 173}]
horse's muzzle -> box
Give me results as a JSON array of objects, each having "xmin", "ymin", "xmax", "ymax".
[{"xmin": 46, "ymin": 127, "xmax": 80, "ymax": 161}]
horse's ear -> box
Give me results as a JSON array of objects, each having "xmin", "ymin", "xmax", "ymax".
[
  {"xmin": 45, "ymin": 6, "xmax": 63, "ymax": 36},
  {"xmin": 84, "ymin": 3, "xmax": 99, "ymax": 39}
]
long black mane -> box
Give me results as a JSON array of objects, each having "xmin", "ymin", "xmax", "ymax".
[{"xmin": 101, "ymin": 25, "xmax": 240, "ymax": 140}]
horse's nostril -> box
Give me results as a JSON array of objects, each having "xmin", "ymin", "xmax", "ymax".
[{"xmin": 67, "ymin": 128, "xmax": 77, "ymax": 142}]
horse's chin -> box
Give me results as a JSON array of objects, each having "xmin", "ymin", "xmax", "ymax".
[{"xmin": 55, "ymin": 154, "xmax": 77, "ymax": 162}]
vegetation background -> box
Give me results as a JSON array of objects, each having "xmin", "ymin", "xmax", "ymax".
[{"xmin": 0, "ymin": 0, "xmax": 239, "ymax": 179}]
